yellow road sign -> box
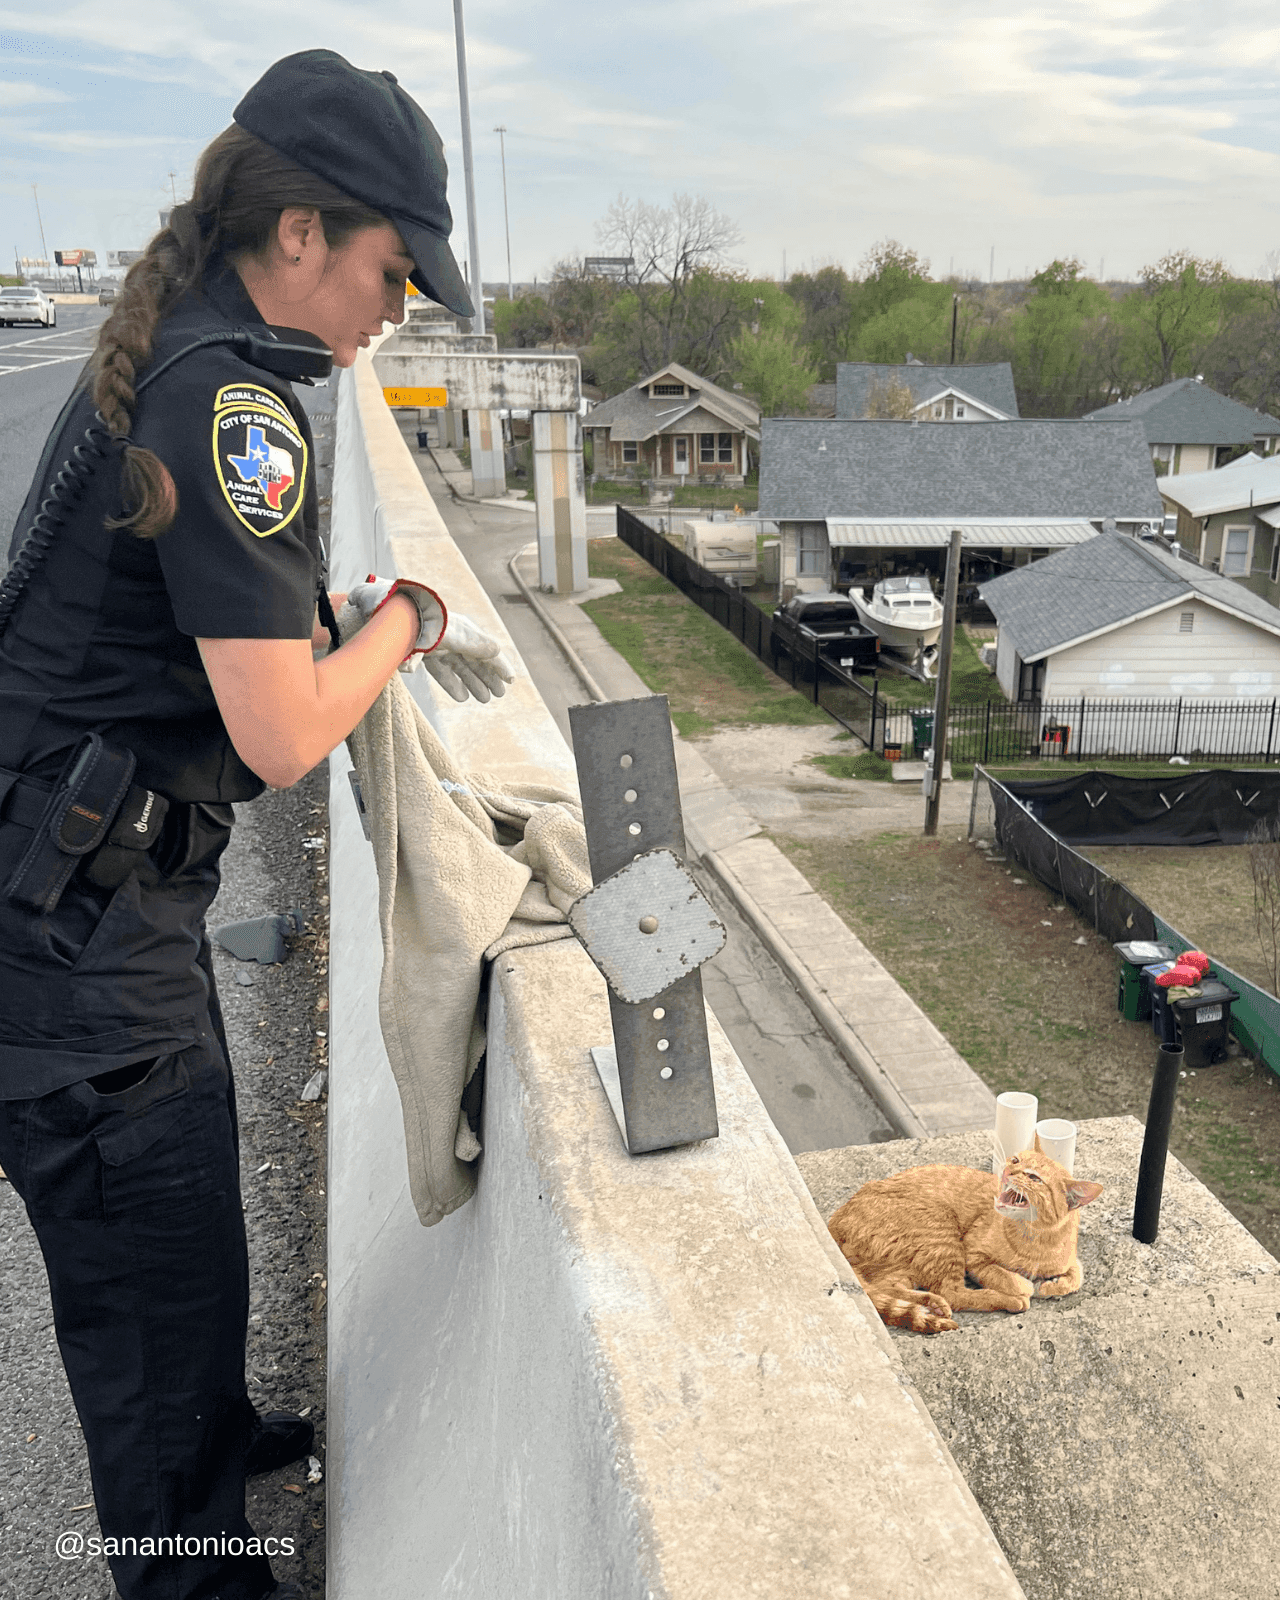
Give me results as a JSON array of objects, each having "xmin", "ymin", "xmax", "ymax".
[{"xmin": 382, "ymin": 386, "xmax": 448, "ymax": 408}]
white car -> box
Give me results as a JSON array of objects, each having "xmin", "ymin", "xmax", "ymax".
[{"xmin": 0, "ymin": 287, "xmax": 57, "ymax": 327}]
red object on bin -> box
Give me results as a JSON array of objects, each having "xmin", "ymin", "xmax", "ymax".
[
  {"xmin": 1181, "ymin": 951, "xmax": 1210, "ymax": 976},
  {"xmin": 1155, "ymin": 964, "xmax": 1201, "ymax": 988}
]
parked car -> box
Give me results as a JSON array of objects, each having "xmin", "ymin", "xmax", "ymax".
[
  {"xmin": 769, "ymin": 591, "xmax": 881, "ymax": 672},
  {"xmin": 0, "ymin": 286, "xmax": 56, "ymax": 327},
  {"xmin": 98, "ymin": 284, "xmax": 118, "ymax": 305}
]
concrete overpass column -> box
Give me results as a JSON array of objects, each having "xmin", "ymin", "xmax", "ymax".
[
  {"xmin": 445, "ymin": 407, "xmax": 466, "ymax": 449},
  {"xmin": 533, "ymin": 410, "xmax": 587, "ymax": 594},
  {"xmin": 467, "ymin": 408, "xmax": 506, "ymax": 499}
]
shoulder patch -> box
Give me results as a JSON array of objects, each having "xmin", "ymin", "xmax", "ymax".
[{"xmin": 212, "ymin": 385, "xmax": 308, "ymax": 537}]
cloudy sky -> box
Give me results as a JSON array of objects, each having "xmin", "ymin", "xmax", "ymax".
[{"xmin": 2, "ymin": 0, "xmax": 1278, "ymax": 287}]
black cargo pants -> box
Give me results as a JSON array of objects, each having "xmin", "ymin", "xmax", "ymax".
[{"xmin": 0, "ymin": 806, "xmax": 277, "ymax": 1600}]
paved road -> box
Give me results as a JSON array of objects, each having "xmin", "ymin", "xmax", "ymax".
[
  {"xmin": 395, "ymin": 419, "xmax": 893, "ymax": 1154},
  {"xmin": 0, "ymin": 308, "xmax": 108, "ymax": 564}
]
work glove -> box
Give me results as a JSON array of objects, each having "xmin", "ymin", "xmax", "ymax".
[{"xmin": 346, "ymin": 575, "xmax": 515, "ymax": 703}]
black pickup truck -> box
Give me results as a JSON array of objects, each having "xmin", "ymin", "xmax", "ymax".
[{"xmin": 769, "ymin": 593, "xmax": 880, "ymax": 672}]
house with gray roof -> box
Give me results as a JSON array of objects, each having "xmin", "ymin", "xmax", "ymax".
[
  {"xmin": 585, "ymin": 361, "xmax": 759, "ymax": 487},
  {"xmin": 980, "ymin": 530, "xmax": 1280, "ymax": 721},
  {"xmin": 1155, "ymin": 451, "xmax": 1280, "ymax": 610},
  {"xmin": 835, "ymin": 361, "xmax": 1019, "ymax": 422},
  {"xmin": 757, "ymin": 417, "xmax": 1164, "ymax": 595},
  {"xmin": 1083, "ymin": 377, "xmax": 1280, "ymax": 476}
]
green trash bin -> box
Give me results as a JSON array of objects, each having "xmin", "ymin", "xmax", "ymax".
[
  {"xmin": 1114, "ymin": 941, "xmax": 1175, "ymax": 1021},
  {"xmin": 911, "ymin": 711, "xmax": 934, "ymax": 757}
]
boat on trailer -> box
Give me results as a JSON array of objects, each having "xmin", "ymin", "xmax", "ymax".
[{"xmin": 851, "ymin": 575, "xmax": 944, "ymax": 654}]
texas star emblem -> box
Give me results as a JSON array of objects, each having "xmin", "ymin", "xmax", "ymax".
[
  {"xmin": 227, "ymin": 425, "xmax": 296, "ymax": 509},
  {"xmin": 212, "ymin": 384, "xmax": 308, "ymax": 537}
]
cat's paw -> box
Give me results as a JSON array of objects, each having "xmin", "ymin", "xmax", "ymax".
[
  {"xmin": 1036, "ymin": 1276, "xmax": 1077, "ymax": 1298},
  {"xmin": 884, "ymin": 1292, "xmax": 958, "ymax": 1334}
]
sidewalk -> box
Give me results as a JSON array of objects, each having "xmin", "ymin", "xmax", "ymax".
[{"xmin": 512, "ymin": 544, "xmax": 995, "ymax": 1141}]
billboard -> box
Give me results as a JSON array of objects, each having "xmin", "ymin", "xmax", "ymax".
[
  {"xmin": 108, "ymin": 251, "xmax": 144, "ymax": 268},
  {"xmin": 55, "ymin": 249, "xmax": 97, "ymax": 267}
]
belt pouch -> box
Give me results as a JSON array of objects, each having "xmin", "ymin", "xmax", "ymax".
[
  {"xmin": 83, "ymin": 782, "xmax": 171, "ymax": 890},
  {"xmin": 4, "ymin": 735, "xmax": 136, "ymax": 913}
]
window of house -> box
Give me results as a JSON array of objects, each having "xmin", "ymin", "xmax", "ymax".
[
  {"xmin": 797, "ymin": 522, "xmax": 829, "ymax": 576},
  {"xmin": 717, "ymin": 433, "xmax": 734, "ymax": 463},
  {"xmin": 1222, "ymin": 524, "xmax": 1252, "ymax": 576},
  {"xmin": 1179, "ymin": 612, "xmax": 1194, "ymax": 634},
  {"xmin": 933, "ymin": 406, "xmax": 942, "ymax": 418},
  {"xmin": 622, "ymin": 441, "xmax": 638, "ymax": 464},
  {"xmin": 652, "ymin": 383, "xmax": 684, "ymax": 396},
  {"xmin": 955, "ymin": 405, "xmax": 966, "ymax": 418},
  {"xmin": 699, "ymin": 432, "xmax": 716, "ymax": 462}
]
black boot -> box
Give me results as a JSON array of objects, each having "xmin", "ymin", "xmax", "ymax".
[{"xmin": 245, "ymin": 1409, "xmax": 315, "ymax": 1476}]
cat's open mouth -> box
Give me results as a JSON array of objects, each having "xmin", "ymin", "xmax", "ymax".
[{"xmin": 996, "ymin": 1184, "xmax": 1034, "ymax": 1217}]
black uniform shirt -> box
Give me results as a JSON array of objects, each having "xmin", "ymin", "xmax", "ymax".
[{"xmin": 0, "ymin": 263, "xmax": 323, "ymax": 801}]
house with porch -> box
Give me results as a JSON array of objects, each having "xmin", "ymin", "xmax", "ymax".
[
  {"xmin": 757, "ymin": 418, "xmax": 1164, "ymax": 597},
  {"xmin": 980, "ymin": 527, "xmax": 1280, "ymax": 712},
  {"xmin": 835, "ymin": 361, "xmax": 1019, "ymax": 422},
  {"xmin": 585, "ymin": 361, "xmax": 760, "ymax": 487},
  {"xmin": 1083, "ymin": 377, "xmax": 1280, "ymax": 476},
  {"xmin": 1157, "ymin": 451, "xmax": 1280, "ymax": 609}
]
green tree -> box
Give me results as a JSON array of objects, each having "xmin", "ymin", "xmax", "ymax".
[
  {"xmin": 847, "ymin": 285, "xmax": 954, "ymax": 364},
  {"xmin": 783, "ymin": 263, "xmax": 858, "ymax": 380},
  {"xmin": 727, "ymin": 293, "xmax": 818, "ymax": 415},
  {"xmin": 1012, "ymin": 259, "xmax": 1113, "ymax": 415},
  {"xmin": 494, "ymin": 294, "xmax": 554, "ymax": 349},
  {"xmin": 1122, "ymin": 250, "xmax": 1229, "ymax": 388}
]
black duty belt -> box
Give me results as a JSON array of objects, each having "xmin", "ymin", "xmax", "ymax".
[{"xmin": 1, "ymin": 735, "xmax": 170, "ymax": 913}]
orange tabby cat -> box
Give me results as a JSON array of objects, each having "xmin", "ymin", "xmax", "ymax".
[{"xmin": 827, "ymin": 1133, "xmax": 1104, "ymax": 1335}]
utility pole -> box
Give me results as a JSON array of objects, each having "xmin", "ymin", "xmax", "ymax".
[
  {"xmin": 452, "ymin": 0, "xmax": 483, "ymax": 330},
  {"xmin": 923, "ymin": 528, "xmax": 962, "ymax": 837},
  {"xmin": 949, "ymin": 294, "xmax": 959, "ymax": 365},
  {"xmin": 31, "ymin": 185, "xmax": 49, "ymax": 279},
  {"xmin": 989, "ymin": 245, "xmax": 994, "ymax": 284},
  {"xmin": 493, "ymin": 125, "xmax": 513, "ymax": 302},
  {"xmin": 168, "ymin": 171, "xmax": 178, "ymax": 206}
]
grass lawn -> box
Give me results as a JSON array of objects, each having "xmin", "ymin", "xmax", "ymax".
[
  {"xmin": 875, "ymin": 629, "xmax": 1005, "ymax": 707},
  {"xmin": 583, "ymin": 538, "xmax": 828, "ymax": 738},
  {"xmin": 772, "ymin": 828, "xmax": 1280, "ymax": 1258},
  {"xmin": 587, "ymin": 478, "xmax": 759, "ymax": 512}
]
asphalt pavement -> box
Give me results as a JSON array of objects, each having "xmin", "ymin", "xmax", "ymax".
[
  {"xmin": 0, "ymin": 359, "xmax": 334, "ymax": 1599},
  {"xmin": 0, "ymin": 307, "xmax": 108, "ymax": 564}
]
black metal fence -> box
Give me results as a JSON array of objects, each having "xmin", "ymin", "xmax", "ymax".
[
  {"xmin": 615, "ymin": 506, "xmax": 887, "ymax": 748},
  {"xmin": 615, "ymin": 508, "xmax": 1280, "ymax": 765},
  {"xmin": 887, "ymin": 697, "xmax": 1280, "ymax": 766}
]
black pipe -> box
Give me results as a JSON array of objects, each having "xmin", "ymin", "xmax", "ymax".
[{"xmin": 1133, "ymin": 1042, "xmax": 1184, "ymax": 1243}]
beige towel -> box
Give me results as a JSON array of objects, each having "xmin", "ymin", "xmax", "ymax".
[{"xmin": 340, "ymin": 606, "xmax": 591, "ymax": 1226}]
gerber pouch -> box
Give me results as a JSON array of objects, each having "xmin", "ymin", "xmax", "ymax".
[{"xmin": 4, "ymin": 734, "xmax": 168, "ymax": 913}]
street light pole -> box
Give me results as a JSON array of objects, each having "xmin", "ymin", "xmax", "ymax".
[
  {"xmin": 31, "ymin": 185, "xmax": 49, "ymax": 282},
  {"xmin": 494, "ymin": 125, "xmax": 513, "ymax": 303},
  {"xmin": 923, "ymin": 528, "xmax": 963, "ymax": 837},
  {"xmin": 452, "ymin": 0, "xmax": 483, "ymax": 330}
]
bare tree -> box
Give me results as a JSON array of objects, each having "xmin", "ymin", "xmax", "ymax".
[
  {"xmin": 596, "ymin": 194, "xmax": 744, "ymax": 372},
  {"xmin": 863, "ymin": 376, "xmax": 918, "ymax": 418},
  {"xmin": 1248, "ymin": 817, "xmax": 1280, "ymax": 995}
]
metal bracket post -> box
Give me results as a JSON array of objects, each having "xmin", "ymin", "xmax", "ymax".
[{"xmin": 568, "ymin": 695, "xmax": 721, "ymax": 1154}]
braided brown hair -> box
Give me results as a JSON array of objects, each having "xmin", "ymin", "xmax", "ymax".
[{"xmin": 90, "ymin": 125, "xmax": 388, "ymax": 538}]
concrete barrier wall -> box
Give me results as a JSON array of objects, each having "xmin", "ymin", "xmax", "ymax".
[{"xmin": 326, "ymin": 352, "xmax": 1027, "ymax": 1599}]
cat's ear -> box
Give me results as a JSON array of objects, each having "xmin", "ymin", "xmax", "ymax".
[
  {"xmin": 1033, "ymin": 1130, "xmax": 1045, "ymax": 1154},
  {"xmin": 1065, "ymin": 1179, "xmax": 1104, "ymax": 1210}
]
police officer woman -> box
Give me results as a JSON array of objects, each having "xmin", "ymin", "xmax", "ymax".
[{"xmin": 0, "ymin": 51, "xmax": 503, "ymax": 1600}]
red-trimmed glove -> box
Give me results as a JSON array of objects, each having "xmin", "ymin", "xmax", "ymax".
[{"xmin": 346, "ymin": 575, "xmax": 515, "ymax": 703}]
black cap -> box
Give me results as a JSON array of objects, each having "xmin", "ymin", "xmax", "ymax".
[{"xmin": 233, "ymin": 49, "xmax": 474, "ymax": 318}]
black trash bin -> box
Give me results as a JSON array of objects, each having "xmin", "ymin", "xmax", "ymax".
[
  {"xmin": 416, "ymin": 429, "xmax": 432, "ymax": 451},
  {"xmin": 1169, "ymin": 979, "xmax": 1240, "ymax": 1069},
  {"xmin": 1115, "ymin": 942, "xmax": 1175, "ymax": 1021},
  {"xmin": 1144, "ymin": 961, "xmax": 1181, "ymax": 1043}
]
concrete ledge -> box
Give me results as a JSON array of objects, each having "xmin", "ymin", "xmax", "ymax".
[
  {"xmin": 327, "ymin": 350, "xmax": 1025, "ymax": 1597},
  {"xmin": 798, "ymin": 1118, "xmax": 1280, "ymax": 1600}
]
